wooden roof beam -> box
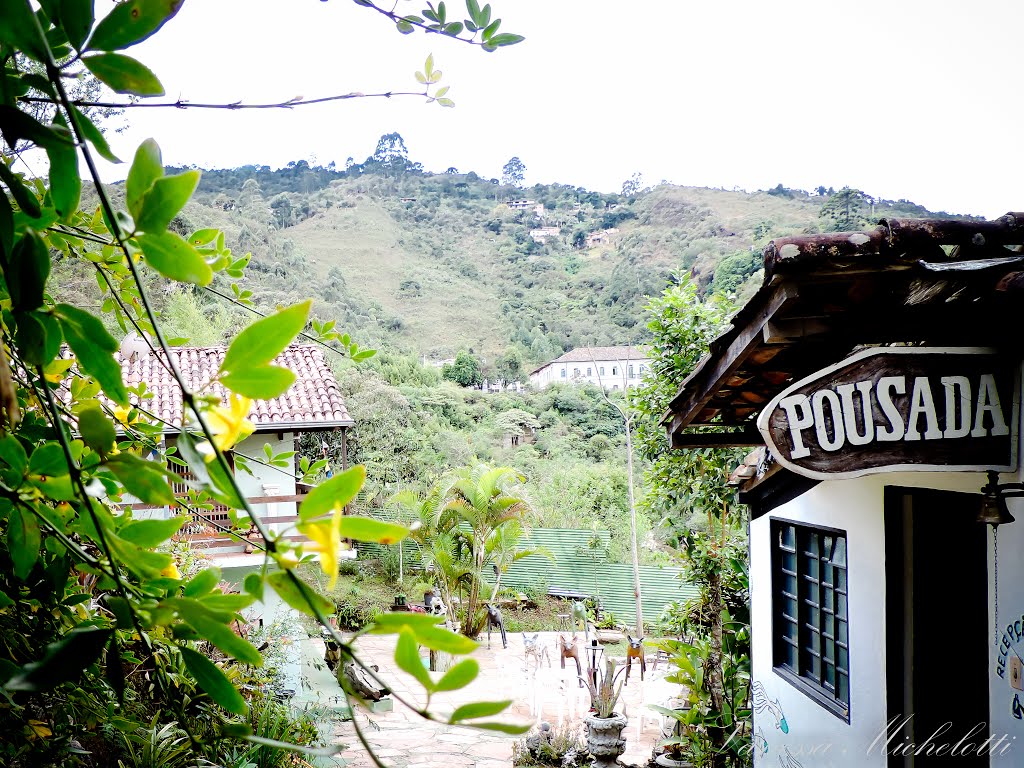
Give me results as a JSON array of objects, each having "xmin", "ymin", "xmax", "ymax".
[
  {"xmin": 671, "ymin": 426, "xmax": 765, "ymax": 449},
  {"xmin": 663, "ymin": 283, "xmax": 797, "ymax": 438}
]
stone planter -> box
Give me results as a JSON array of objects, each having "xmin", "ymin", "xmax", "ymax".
[
  {"xmin": 585, "ymin": 712, "xmax": 628, "ymax": 768},
  {"xmin": 594, "ymin": 628, "xmax": 624, "ymax": 644},
  {"xmin": 654, "ymin": 754, "xmax": 694, "ymax": 768}
]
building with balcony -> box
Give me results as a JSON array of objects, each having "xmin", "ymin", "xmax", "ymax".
[{"xmin": 117, "ymin": 344, "xmax": 354, "ymax": 568}]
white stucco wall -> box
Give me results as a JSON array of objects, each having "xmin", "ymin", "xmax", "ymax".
[
  {"xmin": 234, "ymin": 431, "xmax": 297, "ymax": 538},
  {"xmin": 991, "ymin": 467, "xmax": 1024, "ymax": 760},
  {"xmin": 222, "ymin": 565, "xmax": 305, "ymax": 699},
  {"xmin": 528, "ymin": 357, "xmax": 649, "ymax": 390},
  {"xmin": 750, "ymin": 470, "xmax": 996, "ymax": 767}
]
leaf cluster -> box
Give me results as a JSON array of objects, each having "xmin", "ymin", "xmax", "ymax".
[{"xmin": 0, "ymin": 1, "xmax": 528, "ymax": 763}]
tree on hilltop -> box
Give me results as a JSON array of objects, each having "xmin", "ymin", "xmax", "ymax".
[
  {"xmin": 442, "ymin": 350, "xmax": 483, "ymax": 387},
  {"xmin": 502, "ymin": 156, "xmax": 526, "ymax": 187},
  {"xmin": 819, "ymin": 187, "xmax": 870, "ymax": 232}
]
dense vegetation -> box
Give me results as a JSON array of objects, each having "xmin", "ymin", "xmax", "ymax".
[
  {"xmin": 311, "ymin": 357, "xmax": 660, "ymax": 566},
  {"xmin": 0, "ymin": 1, "xmax": 530, "ymax": 767},
  {"xmin": 138, "ymin": 152, "xmax": 969, "ymax": 371},
  {"xmin": 2, "ymin": 2, "xmax": 974, "ymax": 766}
]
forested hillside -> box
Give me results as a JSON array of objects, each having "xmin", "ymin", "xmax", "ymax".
[
  {"xmin": 140, "ymin": 135, "xmax": 964, "ymax": 373},
  {"xmin": 49, "ymin": 136, "xmax": 968, "ymax": 565}
]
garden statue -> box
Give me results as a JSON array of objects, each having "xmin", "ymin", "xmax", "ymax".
[
  {"xmin": 323, "ymin": 629, "xmax": 341, "ymax": 672},
  {"xmin": 558, "ymin": 633, "xmax": 584, "ymax": 685},
  {"xmin": 625, "ymin": 634, "xmax": 646, "ymax": 683},
  {"xmin": 523, "ymin": 632, "xmax": 551, "ymax": 671},
  {"xmin": 572, "ymin": 600, "xmax": 589, "ymax": 634},
  {"xmin": 485, "ymin": 603, "xmax": 508, "ymax": 649},
  {"xmin": 341, "ymin": 661, "xmax": 390, "ymax": 702}
]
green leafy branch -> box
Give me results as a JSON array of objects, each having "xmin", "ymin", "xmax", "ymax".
[
  {"xmin": 357, "ymin": 0, "xmax": 525, "ymax": 51},
  {"xmin": 0, "ymin": 0, "xmax": 530, "ymax": 760}
]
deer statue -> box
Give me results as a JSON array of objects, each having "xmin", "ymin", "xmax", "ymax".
[
  {"xmin": 558, "ymin": 633, "xmax": 584, "ymax": 686},
  {"xmin": 625, "ymin": 634, "xmax": 646, "ymax": 683},
  {"xmin": 522, "ymin": 632, "xmax": 551, "ymax": 672},
  {"xmin": 485, "ymin": 603, "xmax": 507, "ymax": 649},
  {"xmin": 572, "ymin": 600, "xmax": 589, "ymax": 635}
]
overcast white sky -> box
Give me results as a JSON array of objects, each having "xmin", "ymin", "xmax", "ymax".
[{"xmin": 94, "ymin": 0, "xmax": 1022, "ymax": 217}]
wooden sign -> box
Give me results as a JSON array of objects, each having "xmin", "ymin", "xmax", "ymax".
[{"xmin": 757, "ymin": 348, "xmax": 1018, "ymax": 480}]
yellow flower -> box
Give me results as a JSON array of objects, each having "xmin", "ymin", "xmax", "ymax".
[
  {"xmin": 112, "ymin": 405, "xmax": 136, "ymax": 426},
  {"xmin": 160, "ymin": 562, "xmax": 180, "ymax": 580},
  {"xmin": 27, "ymin": 720, "xmax": 51, "ymax": 740},
  {"xmin": 276, "ymin": 550, "xmax": 300, "ymax": 570},
  {"xmin": 297, "ymin": 504, "xmax": 343, "ymax": 590},
  {"xmin": 203, "ymin": 394, "xmax": 254, "ymax": 459}
]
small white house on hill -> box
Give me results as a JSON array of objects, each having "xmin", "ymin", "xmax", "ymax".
[
  {"xmin": 117, "ymin": 344, "xmax": 354, "ymax": 568},
  {"xmin": 529, "ymin": 346, "xmax": 650, "ymax": 391}
]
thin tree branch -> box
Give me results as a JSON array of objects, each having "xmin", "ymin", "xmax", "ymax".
[
  {"xmin": 19, "ymin": 91, "xmax": 429, "ymax": 111},
  {"xmin": 203, "ymin": 285, "xmax": 348, "ymax": 363},
  {"xmin": 355, "ymin": 1, "xmax": 490, "ymax": 47}
]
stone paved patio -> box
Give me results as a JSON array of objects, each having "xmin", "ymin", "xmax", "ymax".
[{"xmin": 299, "ymin": 631, "xmax": 681, "ymax": 768}]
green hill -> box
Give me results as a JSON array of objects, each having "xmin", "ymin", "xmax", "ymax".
[
  {"xmin": 48, "ymin": 153, "xmax": 974, "ymax": 564},
  {"xmin": 156, "ymin": 158, "xmax": 966, "ymax": 373}
]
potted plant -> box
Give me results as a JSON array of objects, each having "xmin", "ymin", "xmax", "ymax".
[
  {"xmin": 581, "ymin": 657, "xmax": 628, "ymax": 768},
  {"xmin": 649, "ymin": 695, "xmax": 697, "ymax": 767}
]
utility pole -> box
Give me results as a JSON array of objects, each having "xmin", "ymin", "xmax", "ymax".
[{"xmin": 589, "ymin": 348, "xmax": 644, "ymax": 634}]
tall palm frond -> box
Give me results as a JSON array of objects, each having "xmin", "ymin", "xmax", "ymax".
[{"xmin": 441, "ymin": 463, "xmax": 534, "ymax": 636}]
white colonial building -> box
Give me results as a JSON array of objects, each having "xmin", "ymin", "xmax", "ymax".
[{"xmin": 529, "ymin": 346, "xmax": 650, "ymax": 391}]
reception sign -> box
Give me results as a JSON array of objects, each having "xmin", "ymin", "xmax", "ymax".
[{"xmin": 757, "ymin": 348, "xmax": 1019, "ymax": 480}]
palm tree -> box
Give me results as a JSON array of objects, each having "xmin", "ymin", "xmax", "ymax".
[
  {"xmin": 421, "ymin": 531, "xmax": 475, "ymax": 627},
  {"xmin": 389, "ymin": 487, "xmax": 468, "ymax": 626},
  {"xmin": 484, "ymin": 519, "xmax": 551, "ymax": 600},
  {"xmin": 443, "ymin": 463, "xmax": 532, "ymax": 637}
]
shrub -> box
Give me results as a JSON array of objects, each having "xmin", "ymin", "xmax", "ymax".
[{"xmin": 513, "ymin": 721, "xmax": 587, "ymax": 768}]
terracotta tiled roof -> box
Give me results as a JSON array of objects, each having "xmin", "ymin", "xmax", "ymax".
[
  {"xmin": 117, "ymin": 344, "xmax": 352, "ymax": 432},
  {"xmin": 548, "ymin": 346, "xmax": 649, "ymax": 365}
]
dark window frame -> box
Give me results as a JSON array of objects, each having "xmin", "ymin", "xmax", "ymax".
[{"xmin": 770, "ymin": 518, "xmax": 851, "ymax": 721}]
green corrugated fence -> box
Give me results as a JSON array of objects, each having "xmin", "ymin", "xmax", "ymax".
[
  {"xmin": 357, "ymin": 526, "xmax": 697, "ymax": 629},
  {"xmin": 489, "ymin": 527, "xmax": 697, "ymax": 628}
]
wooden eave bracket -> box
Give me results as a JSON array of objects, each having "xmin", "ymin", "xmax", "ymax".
[{"xmin": 662, "ymin": 282, "xmax": 798, "ymax": 441}]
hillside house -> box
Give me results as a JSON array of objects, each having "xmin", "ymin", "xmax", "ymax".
[
  {"xmin": 529, "ymin": 226, "xmax": 560, "ymax": 243},
  {"xmin": 585, "ymin": 228, "xmax": 619, "ymax": 248},
  {"xmin": 664, "ymin": 213, "xmax": 1024, "ymax": 766},
  {"xmin": 529, "ymin": 346, "xmax": 650, "ymax": 390},
  {"xmin": 506, "ymin": 199, "xmax": 535, "ymax": 210},
  {"xmin": 118, "ymin": 345, "xmax": 354, "ymax": 568}
]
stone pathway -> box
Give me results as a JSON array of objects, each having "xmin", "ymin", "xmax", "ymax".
[{"xmin": 300, "ymin": 631, "xmax": 680, "ymax": 768}]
